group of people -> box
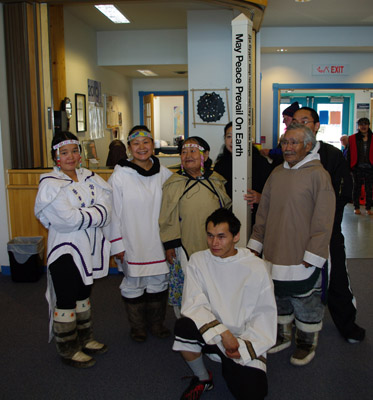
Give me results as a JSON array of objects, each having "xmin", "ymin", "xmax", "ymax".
[
  {"xmin": 260, "ymin": 106, "xmax": 365, "ymax": 344},
  {"xmin": 34, "ymin": 105, "xmax": 365, "ymax": 399}
]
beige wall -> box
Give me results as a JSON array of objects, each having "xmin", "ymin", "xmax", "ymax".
[
  {"xmin": 64, "ymin": 9, "xmax": 133, "ymax": 166},
  {"xmin": 261, "ymin": 52, "xmax": 373, "ymax": 148}
]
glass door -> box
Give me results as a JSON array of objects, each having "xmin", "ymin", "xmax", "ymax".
[{"xmin": 280, "ymin": 95, "xmax": 350, "ymax": 149}]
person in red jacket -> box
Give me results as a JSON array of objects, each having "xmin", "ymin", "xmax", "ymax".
[{"xmin": 347, "ymin": 117, "xmax": 373, "ymax": 215}]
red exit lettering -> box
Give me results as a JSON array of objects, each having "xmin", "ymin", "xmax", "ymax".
[{"xmin": 331, "ymin": 66, "xmax": 344, "ymax": 73}]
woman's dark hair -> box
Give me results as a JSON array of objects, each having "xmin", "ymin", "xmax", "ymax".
[
  {"xmin": 216, "ymin": 122, "xmax": 233, "ymax": 162},
  {"xmin": 51, "ymin": 131, "xmax": 81, "ymax": 161},
  {"xmin": 106, "ymin": 140, "xmax": 127, "ymax": 167},
  {"xmin": 127, "ymin": 125, "xmax": 153, "ymax": 144},
  {"xmin": 205, "ymin": 208, "xmax": 241, "ymax": 236},
  {"xmin": 224, "ymin": 122, "xmax": 232, "ymax": 137}
]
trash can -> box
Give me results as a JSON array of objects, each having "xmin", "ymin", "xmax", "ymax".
[{"xmin": 7, "ymin": 236, "xmax": 44, "ymax": 282}]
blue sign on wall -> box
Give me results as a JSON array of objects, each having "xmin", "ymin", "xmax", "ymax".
[{"xmin": 319, "ymin": 110, "xmax": 329, "ymax": 124}]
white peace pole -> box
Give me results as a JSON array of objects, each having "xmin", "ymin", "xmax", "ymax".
[{"xmin": 232, "ymin": 14, "xmax": 253, "ymax": 247}]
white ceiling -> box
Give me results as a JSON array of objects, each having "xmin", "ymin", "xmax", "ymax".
[
  {"xmin": 62, "ymin": 0, "xmax": 373, "ymax": 77},
  {"xmin": 262, "ymin": 0, "xmax": 373, "ymax": 27},
  {"xmin": 64, "ymin": 0, "xmax": 373, "ymax": 30}
]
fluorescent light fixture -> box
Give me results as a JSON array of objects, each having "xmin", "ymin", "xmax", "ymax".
[
  {"xmin": 137, "ymin": 70, "xmax": 158, "ymax": 77},
  {"xmin": 95, "ymin": 5, "xmax": 130, "ymax": 24}
]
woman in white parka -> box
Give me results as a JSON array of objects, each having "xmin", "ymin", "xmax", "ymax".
[
  {"xmin": 35, "ymin": 132, "xmax": 112, "ymax": 368},
  {"xmin": 107, "ymin": 125, "xmax": 172, "ymax": 342}
]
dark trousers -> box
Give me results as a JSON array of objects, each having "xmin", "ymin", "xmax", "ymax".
[
  {"xmin": 327, "ymin": 210, "xmax": 357, "ymax": 337},
  {"xmin": 174, "ymin": 317, "xmax": 268, "ymax": 400},
  {"xmin": 49, "ymin": 254, "xmax": 91, "ymax": 309},
  {"xmin": 352, "ymin": 168, "xmax": 373, "ymax": 209}
]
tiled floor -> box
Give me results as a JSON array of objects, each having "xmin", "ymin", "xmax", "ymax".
[{"xmin": 342, "ymin": 203, "xmax": 373, "ymax": 258}]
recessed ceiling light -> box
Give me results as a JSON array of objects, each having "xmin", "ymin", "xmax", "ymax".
[
  {"xmin": 276, "ymin": 49, "xmax": 288, "ymax": 52},
  {"xmin": 137, "ymin": 70, "xmax": 158, "ymax": 77},
  {"xmin": 95, "ymin": 5, "xmax": 130, "ymax": 24}
]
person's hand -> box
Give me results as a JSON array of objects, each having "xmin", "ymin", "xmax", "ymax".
[
  {"xmin": 243, "ymin": 189, "xmax": 262, "ymax": 208},
  {"xmin": 248, "ymin": 248, "xmax": 260, "ymax": 257},
  {"xmin": 221, "ymin": 330, "xmax": 240, "ymax": 359},
  {"xmin": 114, "ymin": 251, "xmax": 125, "ymax": 263},
  {"xmin": 260, "ymin": 148, "xmax": 270, "ymax": 157},
  {"xmin": 166, "ymin": 248, "xmax": 176, "ymax": 264},
  {"xmin": 302, "ymin": 261, "xmax": 312, "ymax": 268}
]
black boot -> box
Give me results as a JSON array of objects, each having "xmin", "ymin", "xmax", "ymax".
[
  {"xmin": 76, "ymin": 298, "xmax": 108, "ymax": 355},
  {"xmin": 123, "ymin": 294, "xmax": 147, "ymax": 342},
  {"xmin": 53, "ymin": 308, "xmax": 95, "ymax": 368},
  {"xmin": 145, "ymin": 289, "xmax": 170, "ymax": 338}
]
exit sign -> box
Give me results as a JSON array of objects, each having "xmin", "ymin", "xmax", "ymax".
[{"xmin": 312, "ymin": 64, "xmax": 349, "ymax": 76}]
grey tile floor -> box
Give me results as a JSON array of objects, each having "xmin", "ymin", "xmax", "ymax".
[{"xmin": 342, "ymin": 203, "xmax": 373, "ymax": 258}]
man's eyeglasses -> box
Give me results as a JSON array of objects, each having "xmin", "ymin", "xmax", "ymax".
[
  {"xmin": 292, "ymin": 119, "xmax": 314, "ymax": 125},
  {"xmin": 280, "ymin": 139, "xmax": 304, "ymax": 147}
]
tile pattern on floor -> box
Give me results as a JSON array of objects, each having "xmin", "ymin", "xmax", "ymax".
[{"xmin": 342, "ymin": 203, "xmax": 373, "ymax": 258}]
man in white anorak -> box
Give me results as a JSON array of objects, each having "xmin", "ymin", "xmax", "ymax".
[{"xmin": 173, "ymin": 208, "xmax": 277, "ymax": 400}]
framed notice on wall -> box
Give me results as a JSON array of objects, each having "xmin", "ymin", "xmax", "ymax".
[{"xmin": 75, "ymin": 93, "xmax": 87, "ymax": 132}]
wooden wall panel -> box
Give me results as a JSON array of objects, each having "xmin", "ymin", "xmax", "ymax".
[
  {"xmin": 26, "ymin": 2, "xmax": 42, "ymax": 167},
  {"xmin": 49, "ymin": 5, "xmax": 66, "ymax": 109}
]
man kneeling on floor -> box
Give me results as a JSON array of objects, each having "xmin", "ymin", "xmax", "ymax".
[{"xmin": 173, "ymin": 208, "xmax": 277, "ymax": 400}]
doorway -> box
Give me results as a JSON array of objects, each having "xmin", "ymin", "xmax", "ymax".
[
  {"xmin": 139, "ymin": 91, "xmax": 188, "ymax": 145},
  {"xmin": 273, "ymin": 83, "xmax": 373, "ymax": 148},
  {"xmin": 280, "ymin": 94, "xmax": 351, "ymax": 149}
]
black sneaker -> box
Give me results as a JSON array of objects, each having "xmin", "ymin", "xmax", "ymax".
[
  {"xmin": 345, "ymin": 324, "xmax": 366, "ymax": 344},
  {"xmin": 180, "ymin": 371, "xmax": 214, "ymax": 400}
]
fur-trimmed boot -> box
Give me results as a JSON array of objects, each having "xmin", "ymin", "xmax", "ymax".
[
  {"xmin": 123, "ymin": 294, "xmax": 147, "ymax": 342},
  {"xmin": 76, "ymin": 298, "xmax": 108, "ymax": 355},
  {"xmin": 290, "ymin": 328, "xmax": 319, "ymax": 366},
  {"xmin": 53, "ymin": 308, "xmax": 95, "ymax": 368},
  {"xmin": 268, "ymin": 322, "xmax": 293, "ymax": 354},
  {"xmin": 145, "ymin": 289, "xmax": 170, "ymax": 338}
]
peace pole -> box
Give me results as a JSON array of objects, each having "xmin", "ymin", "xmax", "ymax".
[{"xmin": 232, "ymin": 14, "xmax": 253, "ymax": 246}]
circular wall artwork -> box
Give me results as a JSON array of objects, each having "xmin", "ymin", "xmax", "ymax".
[{"xmin": 197, "ymin": 92, "xmax": 225, "ymax": 122}]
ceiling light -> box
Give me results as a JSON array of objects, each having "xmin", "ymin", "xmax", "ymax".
[
  {"xmin": 295, "ymin": 0, "xmax": 311, "ymax": 2},
  {"xmin": 276, "ymin": 48, "xmax": 288, "ymax": 52},
  {"xmin": 137, "ymin": 70, "xmax": 158, "ymax": 77},
  {"xmin": 95, "ymin": 5, "xmax": 130, "ymax": 24}
]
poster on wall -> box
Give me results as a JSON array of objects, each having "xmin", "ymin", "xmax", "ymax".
[
  {"xmin": 88, "ymin": 79, "xmax": 102, "ymax": 104},
  {"xmin": 356, "ymin": 103, "xmax": 370, "ymax": 121},
  {"xmin": 173, "ymin": 106, "xmax": 183, "ymax": 136},
  {"xmin": 105, "ymin": 94, "xmax": 119, "ymax": 128}
]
